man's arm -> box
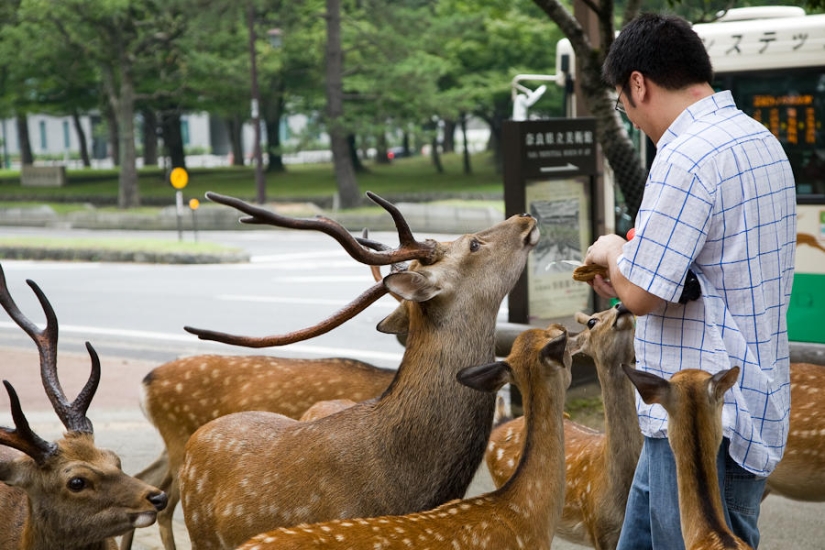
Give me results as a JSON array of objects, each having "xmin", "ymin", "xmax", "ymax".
[{"xmin": 585, "ymin": 234, "xmax": 663, "ymax": 316}]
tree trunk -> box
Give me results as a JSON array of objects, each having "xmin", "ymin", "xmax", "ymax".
[
  {"xmin": 347, "ymin": 133, "xmax": 366, "ymax": 173},
  {"xmin": 105, "ymin": 102, "xmax": 119, "ymax": 167},
  {"xmin": 375, "ymin": 132, "xmax": 390, "ymax": 164},
  {"xmin": 263, "ymin": 78, "xmax": 286, "ymax": 173},
  {"xmin": 430, "ymin": 134, "xmax": 443, "ymax": 174},
  {"xmin": 114, "ymin": 70, "xmax": 140, "ymax": 208},
  {"xmin": 72, "ymin": 108, "xmax": 91, "ymax": 167},
  {"xmin": 142, "ymin": 108, "xmax": 159, "ymax": 166},
  {"xmin": 15, "ymin": 113, "xmax": 33, "ymax": 165},
  {"xmin": 325, "ymin": 0, "xmax": 360, "ymax": 208},
  {"xmin": 442, "ymin": 119, "xmax": 456, "ymax": 153},
  {"xmin": 265, "ymin": 115, "xmax": 285, "ymax": 173},
  {"xmin": 460, "ymin": 113, "xmax": 471, "ymax": 175},
  {"xmin": 161, "ymin": 111, "xmax": 186, "ymax": 169},
  {"xmin": 227, "ymin": 116, "xmax": 245, "ymax": 166}
]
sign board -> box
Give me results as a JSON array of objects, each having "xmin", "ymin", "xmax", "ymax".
[
  {"xmin": 513, "ymin": 118, "xmax": 597, "ymax": 179},
  {"xmin": 503, "ymin": 118, "xmax": 598, "ymax": 325},
  {"xmin": 170, "ymin": 167, "xmax": 189, "ymax": 189}
]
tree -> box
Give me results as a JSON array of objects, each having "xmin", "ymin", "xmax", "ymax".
[
  {"xmin": 20, "ymin": 0, "xmax": 189, "ymax": 208},
  {"xmin": 325, "ymin": 0, "xmax": 360, "ymax": 208},
  {"xmin": 528, "ymin": 0, "xmax": 645, "ymax": 218}
]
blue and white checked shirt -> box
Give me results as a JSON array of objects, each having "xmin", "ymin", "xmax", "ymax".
[{"xmin": 617, "ymin": 90, "xmax": 797, "ymax": 476}]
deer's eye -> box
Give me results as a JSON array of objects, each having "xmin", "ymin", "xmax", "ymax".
[
  {"xmin": 67, "ymin": 477, "xmax": 87, "ymax": 492},
  {"xmin": 469, "ymin": 239, "xmax": 480, "ymax": 252},
  {"xmin": 586, "ymin": 318, "xmax": 597, "ymax": 329}
]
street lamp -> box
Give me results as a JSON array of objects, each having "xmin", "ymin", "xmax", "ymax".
[{"xmin": 248, "ymin": 3, "xmax": 266, "ymax": 204}]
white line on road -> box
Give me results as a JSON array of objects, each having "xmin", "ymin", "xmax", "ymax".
[
  {"xmin": 216, "ymin": 294, "xmax": 398, "ymax": 308},
  {"xmin": 0, "ymin": 322, "xmax": 404, "ymax": 363}
]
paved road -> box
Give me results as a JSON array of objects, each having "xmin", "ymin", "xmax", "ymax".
[{"xmin": 0, "ymin": 228, "xmax": 823, "ymax": 549}]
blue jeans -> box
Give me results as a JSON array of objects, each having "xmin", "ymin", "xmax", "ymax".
[{"xmin": 616, "ymin": 437, "xmax": 767, "ymax": 549}]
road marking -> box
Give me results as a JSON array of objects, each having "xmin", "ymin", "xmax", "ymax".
[
  {"xmin": 216, "ymin": 294, "xmax": 398, "ymax": 307},
  {"xmin": 0, "ymin": 322, "xmax": 404, "ymax": 363}
]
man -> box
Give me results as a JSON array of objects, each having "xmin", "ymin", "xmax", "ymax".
[{"xmin": 584, "ymin": 13, "xmax": 797, "ymax": 549}]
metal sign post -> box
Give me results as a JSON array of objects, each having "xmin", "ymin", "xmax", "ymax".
[{"xmin": 170, "ymin": 167, "xmax": 189, "ymax": 242}]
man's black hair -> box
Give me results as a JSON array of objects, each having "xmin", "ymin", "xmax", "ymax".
[{"xmin": 602, "ymin": 13, "xmax": 714, "ymax": 90}]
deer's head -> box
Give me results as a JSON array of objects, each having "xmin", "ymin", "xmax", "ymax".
[
  {"xmin": 0, "ymin": 266, "xmax": 167, "ymax": 548},
  {"xmin": 570, "ymin": 302, "xmax": 636, "ymax": 366}
]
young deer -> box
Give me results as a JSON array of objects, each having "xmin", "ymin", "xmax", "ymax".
[
  {"xmin": 763, "ymin": 361, "xmax": 825, "ymax": 501},
  {"xmin": 485, "ymin": 302, "xmax": 639, "ymax": 550},
  {"xmin": 622, "ymin": 365, "xmax": 752, "ymax": 550},
  {"xmin": 236, "ymin": 324, "xmax": 571, "ymax": 550},
  {"xmin": 121, "ymin": 355, "xmax": 394, "ymax": 550},
  {"xmin": 0, "ymin": 265, "xmax": 168, "ymax": 550},
  {"xmin": 177, "ymin": 191, "xmax": 539, "ymax": 548}
]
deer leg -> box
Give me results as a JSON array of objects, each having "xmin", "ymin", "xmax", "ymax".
[{"xmin": 158, "ymin": 475, "xmax": 181, "ymax": 550}]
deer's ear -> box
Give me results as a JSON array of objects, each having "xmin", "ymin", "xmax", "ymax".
[
  {"xmin": 456, "ymin": 362, "xmax": 513, "ymax": 393},
  {"xmin": 384, "ymin": 272, "xmax": 442, "ymax": 303},
  {"xmin": 567, "ymin": 332, "xmax": 584, "ymax": 355},
  {"xmin": 621, "ymin": 364, "xmax": 671, "ymax": 405},
  {"xmin": 574, "ymin": 311, "xmax": 590, "ymax": 325},
  {"xmin": 709, "ymin": 366, "xmax": 740, "ymax": 401},
  {"xmin": 541, "ymin": 331, "xmax": 568, "ymax": 366},
  {"xmin": 377, "ymin": 304, "xmax": 410, "ymax": 335},
  {"xmin": 0, "ymin": 455, "xmax": 32, "ymax": 488}
]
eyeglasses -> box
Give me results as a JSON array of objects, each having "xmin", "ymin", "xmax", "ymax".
[{"xmin": 614, "ymin": 86, "xmax": 627, "ymax": 113}]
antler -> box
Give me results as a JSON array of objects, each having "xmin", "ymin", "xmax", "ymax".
[
  {"xmin": 204, "ymin": 191, "xmax": 442, "ymax": 266},
  {"xmin": 184, "ymin": 282, "xmax": 389, "ymax": 347},
  {"xmin": 0, "ymin": 265, "xmax": 99, "ymax": 434},
  {"xmin": 0, "ymin": 380, "xmax": 57, "ymax": 464},
  {"xmin": 184, "ymin": 194, "xmax": 433, "ymax": 348}
]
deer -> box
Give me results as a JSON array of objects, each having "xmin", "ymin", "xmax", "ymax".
[
  {"xmin": 762, "ymin": 361, "xmax": 825, "ymax": 502},
  {"xmin": 120, "ymin": 355, "xmax": 394, "ymax": 550},
  {"xmin": 485, "ymin": 302, "xmax": 640, "ymax": 549},
  {"xmin": 622, "ymin": 365, "xmax": 752, "ymax": 550},
  {"xmin": 119, "ymin": 229, "xmax": 412, "ymax": 550},
  {"xmin": 174, "ymin": 191, "xmax": 539, "ymax": 548},
  {"xmin": 235, "ymin": 323, "xmax": 571, "ymax": 550},
  {"xmin": 0, "ymin": 264, "xmax": 168, "ymax": 550}
]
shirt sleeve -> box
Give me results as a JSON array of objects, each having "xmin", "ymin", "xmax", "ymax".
[{"xmin": 618, "ymin": 159, "xmax": 714, "ymax": 303}]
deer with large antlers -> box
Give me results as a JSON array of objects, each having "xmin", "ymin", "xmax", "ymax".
[
  {"xmin": 623, "ymin": 365, "xmax": 751, "ymax": 550},
  {"xmin": 120, "ymin": 355, "xmax": 394, "ymax": 550},
  {"xmin": 0, "ymin": 265, "xmax": 168, "ymax": 550},
  {"xmin": 236, "ymin": 323, "xmax": 571, "ymax": 550},
  {"xmin": 485, "ymin": 302, "xmax": 639, "ymax": 549},
  {"xmin": 176, "ymin": 191, "xmax": 539, "ymax": 548},
  {"xmin": 119, "ymin": 227, "xmax": 406, "ymax": 550}
]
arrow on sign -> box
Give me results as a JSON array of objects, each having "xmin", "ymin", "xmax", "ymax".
[{"xmin": 540, "ymin": 163, "xmax": 579, "ymax": 173}]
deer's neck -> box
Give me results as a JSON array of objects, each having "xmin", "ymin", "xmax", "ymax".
[
  {"xmin": 374, "ymin": 308, "xmax": 498, "ymax": 505},
  {"xmin": 22, "ymin": 520, "xmax": 114, "ymax": 550},
  {"xmin": 596, "ymin": 363, "xmax": 643, "ymax": 490},
  {"xmin": 496, "ymin": 376, "xmax": 566, "ymax": 534},
  {"xmin": 670, "ymin": 419, "xmax": 740, "ymax": 549}
]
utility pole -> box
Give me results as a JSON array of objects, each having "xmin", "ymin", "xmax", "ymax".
[{"xmin": 248, "ymin": 3, "xmax": 266, "ymax": 204}]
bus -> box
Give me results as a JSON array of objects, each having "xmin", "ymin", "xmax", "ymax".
[{"xmin": 555, "ymin": 7, "xmax": 825, "ymax": 344}]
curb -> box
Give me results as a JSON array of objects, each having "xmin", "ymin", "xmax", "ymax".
[{"xmin": 0, "ymin": 246, "xmax": 250, "ymax": 264}]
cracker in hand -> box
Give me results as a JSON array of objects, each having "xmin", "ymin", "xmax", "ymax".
[{"xmin": 572, "ymin": 263, "xmax": 608, "ymax": 282}]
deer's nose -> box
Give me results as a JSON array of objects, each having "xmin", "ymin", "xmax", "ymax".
[{"xmin": 148, "ymin": 491, "xmax": 168, "ymax": 511}]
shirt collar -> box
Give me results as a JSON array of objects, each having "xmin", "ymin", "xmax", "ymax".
[{"xmin": 657, "ymin": 90, "xmax": 736, "ymax": 150}]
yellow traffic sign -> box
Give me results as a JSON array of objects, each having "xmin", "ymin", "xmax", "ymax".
[
  {"xmin": 170, "ymin": 167, "xmax": 189, "ymax": 189},
  {"xmin": 189, "ymin": 198, "xmax": 200, "ymax": 210}
]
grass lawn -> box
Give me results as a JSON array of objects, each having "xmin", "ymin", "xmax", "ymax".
[{"xmin": 0, "ymin": 151, "xmax": 503, "ymax": 208}]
